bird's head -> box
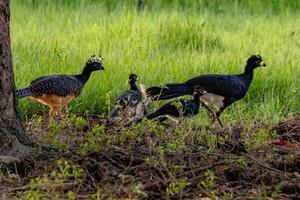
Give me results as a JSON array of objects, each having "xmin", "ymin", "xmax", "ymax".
[
  {"xmin": 193, "ymin": 86, "xmax": 207, "ymax": 97},
  {"xmin": 85, "ymin": 55, "xmax": 104, "ymax": 71},
  {"xmin": 246, "ymin": 55, "xmax": 266, "ymax": 69},
  {"xmin": 128, "ymin": 73, "xmax": 138, "ymax": 84}
]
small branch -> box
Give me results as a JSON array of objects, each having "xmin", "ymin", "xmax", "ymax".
[
  {"xmin": 178, "ymin": 160, "xmax": 232, "ymax": 177},
  {"xmin": 246, "ymin": 155, "xmax": 296, "ymax": 178},
  {"xmin": 75, "ymin": 173, "xmax": 87, "ymax": 198},
  {"xmin": 8, "ymin": 181, "xmax": 78, "ymax": 193}
]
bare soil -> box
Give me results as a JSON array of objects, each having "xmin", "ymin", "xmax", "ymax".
[{"xmin": 0, "ymin": 117, "xmax": 299, "ymax": 199}]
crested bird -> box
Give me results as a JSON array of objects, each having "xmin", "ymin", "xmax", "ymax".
[{"xmin": 17, "ymin": 55, "xmax": 104, "ymax": 125}]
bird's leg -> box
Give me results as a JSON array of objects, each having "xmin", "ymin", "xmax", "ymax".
[
  {"xmin": 38, "ymin": 111, "xmax": 51, "ymax": 129},
  {"xmin": 208, "ymin": 109, "xmax": 222, "ymax": 127},
  {"xmin": 200, "ymin": 100, "xmax": 223, "ymax": 127},
  {"xmin": 53, "ymin": 106, "xmax": 71, "ymax": 128},
  {"xmin": 214, "ymin": 111, "xmax": 223, "ymax": 127},
  {"xmin": 47, "ymin": 109, "xmax": 54, "ymax": 128},
  {"xmin": 39, "ymin": 112, "xmax": 49, "ymax": 127},
  {"xmin": 55, "ymin": 108, "xmax": 63, "ymax": 120},
  {"xmin": 209, "ymin": 110, "xmax": 223, "ymax": 127},
  {"xmin": 200, "ymin": 101, "xmax": 217, "ymax": 121},
  {"xmin": 49, "ymin": 107, "xmax": 64, "ymax": 127}
]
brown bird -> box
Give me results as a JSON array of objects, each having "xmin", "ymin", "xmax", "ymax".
[{"xmin": 17, "ymin": 55, "xmax": 104, "ymax": 125}]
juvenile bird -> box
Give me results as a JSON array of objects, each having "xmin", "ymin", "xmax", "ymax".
[
  {"xmin": 17, "ymin": 55, "xmax": 104, "ymax": 124},
  {"xmin": 109, "ymin": 74, "xmax": 142, "ymax": 118},
  {"xmin": 146, "ymin": 55, "xmax": 266, "ymax": 125},
  {"xmin": 146, "ymin": 87, "xmax": 206, "ymax": 123}
]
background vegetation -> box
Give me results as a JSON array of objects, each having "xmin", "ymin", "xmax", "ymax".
[
  {"xmin": 2, "ymin": 1, "xmax": 299, "ymax": 199},
  {"xmin": 12, "ymin": 0, "xmax": 300, "ymax": 122}
]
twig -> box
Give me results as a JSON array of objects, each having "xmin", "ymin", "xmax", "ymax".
[
  {"xmin": 8, "ymin": 181, "xmax": 79, "ymax": 193},
  {"xmin": 246, "ymin": 155, "xmax": 296, "ymax": 178},
  {"xmin": 103, "ymin": 155, "xmax": 126, "ymax": 170},
  {"xmin": 178, "ymin": 160, "xmax": 232, "ymax": 177},
  {"xmin": 86, "ymin": 172, "xmax": 98, "ymax": 189},
  {"xmin": 75, "ymin": 173, "xmax": 87, "ymax": 198}
]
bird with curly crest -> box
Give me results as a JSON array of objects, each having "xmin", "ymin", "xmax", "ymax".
[{"xmin": 17, "ymin": 55, "xmax": 104, "ymax": 126}]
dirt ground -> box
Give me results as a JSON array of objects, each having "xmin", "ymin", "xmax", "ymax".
[{"xmin": 0, "ymin": 116, "xmax": 299, "ymax": 199}]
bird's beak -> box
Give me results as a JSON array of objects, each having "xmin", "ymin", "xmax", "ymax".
[{"xmin": 260, "ymin": 61, "xmax": 266, "ymax": 67}]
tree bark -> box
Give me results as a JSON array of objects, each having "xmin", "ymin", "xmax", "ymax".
[{"xmin": 0, "ymin": 0, "xmax": 31, "ymax": 156}]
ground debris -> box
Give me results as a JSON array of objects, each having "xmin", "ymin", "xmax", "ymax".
[{"xmin": 1, "ymin": 116, "xmax": 300, "ymax": 199}]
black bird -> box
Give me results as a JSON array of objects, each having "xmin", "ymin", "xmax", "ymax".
[
  {"xmin": 17, "ymin": 55, "xmax": 104, "ymax": 124},
  {"xmin": 146, "ymin": 87, "xmax": 206, "ymax": 123},
  {"xmin": 109, "ymin": 74, "xmax": 142, "ymax": 118},
  {"xmin": 146, "ymin": 55, "xmax": 266, "ymax": 124}
]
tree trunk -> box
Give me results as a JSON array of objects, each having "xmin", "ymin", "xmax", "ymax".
[{"xmin": 0, "ymin": 0, "xmax": 31, "ymax": 156}]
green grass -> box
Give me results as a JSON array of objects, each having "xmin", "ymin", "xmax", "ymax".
[{"xmin": 11, "ymin": 0, "xmax": 300, "ymax": 122}]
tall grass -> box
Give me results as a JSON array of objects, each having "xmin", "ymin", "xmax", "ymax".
[{"xmin": 11, "ymin": 0, "xmax": 300, "ymax": 122}]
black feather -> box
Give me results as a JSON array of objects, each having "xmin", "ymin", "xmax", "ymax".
[
  {"xmin": 110, "ymin": 74, "xmax": 142, "ymax": 118},
  {"xmin": 146, "ymin": 55, "xmax": 265, "ymax": 120},
  {"xmin": 17, "ymin": 56, "xmax": 104, "ymax": 99},
  {"xmin": 146, "ymin": 88, "xmax": 203, "ymax": 122}
]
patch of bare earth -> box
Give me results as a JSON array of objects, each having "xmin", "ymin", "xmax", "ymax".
[{"xmin": 1, "ymin": 116, "xmax": 299, "ymax": 199}]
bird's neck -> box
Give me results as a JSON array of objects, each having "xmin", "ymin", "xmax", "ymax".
[
  {"xmin": 241, "ymin": 64, "xmax": 254, "ymax": 85},
  {"xmin": 244, "ymin": 64, "xmax": 255, "ymax": 75},
  {"xmin": 130, "ymin": 83, "xmax": 139, "ymax": 91},
  {"xmin": 76, "ymin": 68, "xmax": 93, "ymax": 83}
]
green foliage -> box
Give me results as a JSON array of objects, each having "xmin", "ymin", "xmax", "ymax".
[
  {"xmin": 200, "ymin": 170, "xmax": 218, "ymax": 198},
  {"xmin": 48, "ymin": 121, "xmax": 69, "ymax": 151},
  {"xmin": 243, "ymin": 128, "xmax": 272, "ymax": 151},
  {"xmin": 166, "ymin": 179, "xmax": 187, "ymax": 197},
  {"xmin": 130, "ymin": 183, "xmax": 147, "ymax": 198},
  {"xmin": 52, "ymin": 159, "xmax": 83, "ymax": 180},
  {"xmin": 14, "ymin": 0, "xmax": 300, "ymax": 14},
  {"xmin": 80, "ymin": 124, "xmax": 108, "ymax": 155},
  {"xmin": 236, "ymin": 157, "xmax": 248, "ymax": 167},
  {"xmin": 91, "ymin": 188, "xmax": 102, "ymax": 200},
  {"xmin": 22, "ymin": 160, "xmax": 83, "ymax": 200},
  {"xmin": 11, "ymin": 0, "xmax": 299, "ymax": 123},
  {"xmin": 67, "ymin": 114, "xmax": 87, "ymax": 128},
  {"xmin": 157, "ymin": 18, "xmax": 221, "ymax": 51}
]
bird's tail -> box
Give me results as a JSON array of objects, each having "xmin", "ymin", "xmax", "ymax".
[
  {"xmin": 16, "ymin": 88, "xmax": 31, "ymax": 99},
  {"xmin": 146, "ymin": 83, "xmax": 191, "ymax": 100}
]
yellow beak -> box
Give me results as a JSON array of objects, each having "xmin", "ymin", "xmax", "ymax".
[{"xmin": 260, "ymin": 61, "xmax": 266, "ymax": 67}]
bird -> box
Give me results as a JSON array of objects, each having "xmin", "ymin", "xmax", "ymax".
[
  {"xmin": 130, "ymin": 83, "xmax": 152, "ymax": 123},
  {"xmin": 17, "ymin": 55, "xmax": 104, "ymax": 125},
  {"xmin": 109, "ymin": 74, "xmax": 142, "ymax": 118},
  {"xmin": 146, "ymin": 55, "xmax": 266, "ymax": 125},
  {"xmin": 146, "ymin": 87, "xmax": 207, "ymax": 123}
]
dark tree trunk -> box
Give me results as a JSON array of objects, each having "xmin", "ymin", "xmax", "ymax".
[
  {"xmin": 0, "ymin": 0, "xmax": 31, "ymax": 156},
  {"xmin": 136, "ymin": 0, "xmax": 145, "ymax": 11}
]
